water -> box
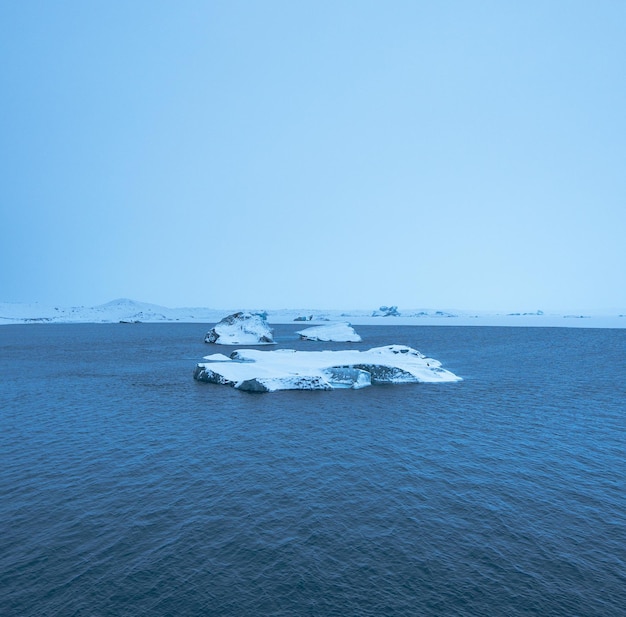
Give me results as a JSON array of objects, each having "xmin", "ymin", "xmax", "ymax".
[{"xmin": 1, "ymin": 323, "xmax": 625, "ymax": 616}]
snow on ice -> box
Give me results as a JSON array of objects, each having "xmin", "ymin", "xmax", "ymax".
[
  {"xmin": 296, "ymin": 322, "xmax": 362, "ymax": 342},
  {"xmin": 194, "ymin": 345, "xmax": 462, "ymax": 392},
  {"xmin": 204, "ymin": 312, "xmax": 275, "ymax": 345}
]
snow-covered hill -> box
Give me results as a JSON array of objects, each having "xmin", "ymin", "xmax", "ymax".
[
  {"xmin": 0, "ymin": 298, "xmax": 624, "ymax": 328},
  {"xmin": 0, "ymin": 298, "xmax": 226, "ymax": 325}
]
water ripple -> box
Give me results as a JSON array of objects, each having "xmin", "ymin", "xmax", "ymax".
[{"xmin": 1, "ymin": 324, "xmax": 625, "ymax": 616}]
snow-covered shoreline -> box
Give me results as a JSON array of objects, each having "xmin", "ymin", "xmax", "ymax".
[{"xmin": 1, "ymin": 298, "xmax": 625, "ymax": 328}]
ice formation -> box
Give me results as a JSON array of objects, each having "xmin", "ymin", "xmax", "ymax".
[
  {"xmin": 296, "ymin": 322, "xmax": 362, "ymax": 342},
  {"xmin": 204, "ymin": 312, "xmax": 274, "ymax": 345},
  {"xmin": 194, "ymin": 345, "xmax": 462, "ymax": 392}
]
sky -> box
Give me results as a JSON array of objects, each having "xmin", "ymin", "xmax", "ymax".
[{"xmin": 1, "ymin": 1, "xmax": 625, "ymax": 311}]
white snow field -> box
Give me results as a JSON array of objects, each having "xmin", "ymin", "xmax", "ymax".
[{"xmin": 1, "ymin": 298, "xmax": 624, "ymax": 328}]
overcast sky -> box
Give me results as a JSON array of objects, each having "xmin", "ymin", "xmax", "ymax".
[{"xmin": 1, "ymin": 1, "xmax": 625, "ymax": 311}]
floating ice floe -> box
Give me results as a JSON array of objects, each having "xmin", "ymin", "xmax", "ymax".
[
  {"xmin": 296, "ymin": 322, "xmax": 362, "ymax": 342},
  {"xmin": 204, "ymin": 312, "xmax": 274, "ymax": 345},
  {"xmin": 194, "ymin": 345, "xmax": 461, "ymax": 392}
]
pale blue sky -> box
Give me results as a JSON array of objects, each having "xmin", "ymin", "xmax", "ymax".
[{"xmin": 1, "ymin": 1, "xmax": 625, "ymax": 310}]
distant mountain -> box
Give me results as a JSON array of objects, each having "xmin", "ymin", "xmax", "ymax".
[{"xmin": 0, "ymin": 299, "xmax": 227, "ymax": 325}]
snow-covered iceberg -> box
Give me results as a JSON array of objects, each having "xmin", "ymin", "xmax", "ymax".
[
  {"xmin": 296, "ymin": 322, "xmax": 362, "ymax": 342},
  {"xmin": 194, "ymin": 345, "xmax": 461, "ymax": 392},
  {"xmin": 204, "ymin": 312, "xmax": 274, "ymax": 345}
]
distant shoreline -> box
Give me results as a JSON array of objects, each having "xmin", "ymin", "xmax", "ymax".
[{"xmin": 1, "ymin": 299, "xmax": 624, "ymax": 329}]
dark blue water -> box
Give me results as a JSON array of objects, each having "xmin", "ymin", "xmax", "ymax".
[{"xmin": 1, "ymin": 324, "xmax": 625, "ymax": 617}]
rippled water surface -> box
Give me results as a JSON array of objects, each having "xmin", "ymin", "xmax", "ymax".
[{"xmin": 1, "ymin": 324, "xmax": 625, "ymax": 616}]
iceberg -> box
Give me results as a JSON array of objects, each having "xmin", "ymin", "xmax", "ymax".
[
  {"xmin": 372, "ymin": 305, "xmax": 401, "ymax": 317},
  {"xmin": 296, "ymin": 322, "xmax": 362, "ymax": 342},
  {"xmin": 204, "ymin": 312, "xmax": 274, "ymax": 345},
  {"xmin": 194, "ymin": 345, "xmax": 461, "ymax": 392}
]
